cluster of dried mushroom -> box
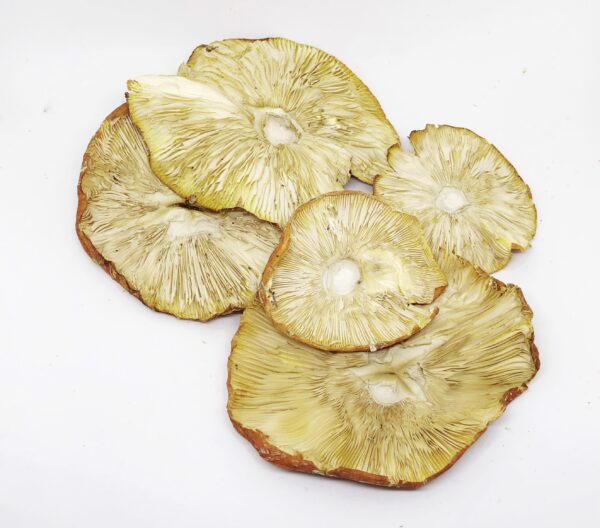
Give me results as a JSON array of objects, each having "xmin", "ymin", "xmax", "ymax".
[{"xmin": 77, "ymin": 38, "xmax": 538, "ymax": 488}]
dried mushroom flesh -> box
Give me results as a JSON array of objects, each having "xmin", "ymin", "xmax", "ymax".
[
  {"xmin": 127, "ymin": 38, "xmax": 398, "ymax": 226},
  {"xmin": 374, "ymin": 125, "xmax": 536, "ymax": 273},
  {"xmin": 76, "ymin": 105, "xmax": 281, "ymax": 321},
  {"xmin": 229, "ymin": 252, "xmax": 538, "ymax": 487},
  {"xmin": 259, "ymin": 191, "xmax": 447, "ymax": 352}
]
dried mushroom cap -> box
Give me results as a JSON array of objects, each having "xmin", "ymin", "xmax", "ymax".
[
  {"xmin": 127, "ymin": 38, "xmax": 398, "ymax": 226},
  {"xmin": 259, "ymin": 191, "xmax": 447, "ymax": 352},
  {"xmin": 229, "ymin": 252, "xmax": 539, "ymax": 488},
  {"xmin": 374, "ymin": 125, "xmax": 537, "ymax": 273},
  {"xmin": 179, "ymin": 37, "xmax": 397, "ymax": 186},
  {"xmin": 76, "ymin": 105, "xmax": 281, "ymax": 321}
]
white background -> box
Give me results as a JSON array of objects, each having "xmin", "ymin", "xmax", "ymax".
[{"xmin": 1, "ymin": 1, "xmax": 599, "ymax": 526}]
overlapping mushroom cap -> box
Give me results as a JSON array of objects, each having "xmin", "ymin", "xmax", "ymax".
[
  {"xmin": 374, "ymin": 125, "xmax": 537, "ymax": 273},
  {"xmin": 76, "ymin": 105, "xmax": 281, "ymax": 321},
  {"xmin": 259, "ymin": 191, "xmax": 447, "ymax": 351},
  {"xmin": 127, "ymin": 38, "xmax": 398, "ymax": 226},
  {"xmin": 229, "ymin": 252, "xmax": 539, "ymax": 487},
  {"xmin": 76, "ymin": 38, "xmax": 540, "ymax": 490}
]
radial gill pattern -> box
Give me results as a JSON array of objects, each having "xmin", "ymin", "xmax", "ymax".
[
  {"xmin": 77, "ymin": 105, "xmax": 281, "ymax": 321},
  {"xmin": 259, "ymin": 192, "xmax": 447, "ymax": 352},
  {"xmin": 127, "ymin": 38, "xmax": 398, "ymax": 226},
  {"xmin": 229, "ymin": 252, "xmax": 538, "ymax": 487},
  {"xmin": 374, "ymin": 125, "xmax": 536, "ymax": 273}
]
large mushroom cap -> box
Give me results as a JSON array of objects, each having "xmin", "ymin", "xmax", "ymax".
[
  {"xmin": 76, "ymin": 105, "xmax": 280, "ymax": 321},
  {"xmin": 259, "ymin": 191, "xmax": 447, "ymax": 352},
  {"xmin": 374, "ymin": 125, "xmax": 537, "ymax": 273},
  {"xmin": 228, "ymin": 252, "xmax": 539, "ymax": 487},
  {"xmin": 127, "ymin": 38, "xmax": 398, "ymax": 226}
]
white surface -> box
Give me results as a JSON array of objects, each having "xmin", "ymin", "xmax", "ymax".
[
  {"xmin": 1, "ymin": 1, "xmax": 599, "ymax": 526},
  {"xmin": 323, "ymin": 259, "xmax": 362, "ymax": 296}
]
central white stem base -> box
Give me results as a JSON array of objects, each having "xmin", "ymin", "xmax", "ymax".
[
  {"xmin": 436, "ymin": 186, "xmax": 469, "ymax": 213},
  {"xmin": 323, "ymin": 259, "xmax": 361, "ymax": 296}
]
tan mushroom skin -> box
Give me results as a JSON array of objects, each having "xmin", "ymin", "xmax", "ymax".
[{"xmin": 229, "ymin": 252, "xmax": 539, "ymax": 487}]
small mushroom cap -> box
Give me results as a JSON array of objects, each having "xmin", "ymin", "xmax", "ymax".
[
  {"xmin": 127, "ymin": 38, "xmax": 398, "ymax": 226},
  {"xmin": 374, "ymin": 125, "xmax": 537, "ymax": 273},
  {"xmin": 259, "ymin": 191, "xmax": 447, "ymax": 352},
  {"xmin": 76, "ymin": 105, "xmax": 280, "ymax": 321},
  {"xmin": 228, "ymin": 252, "xmax": 539, "ymax": 487}
]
